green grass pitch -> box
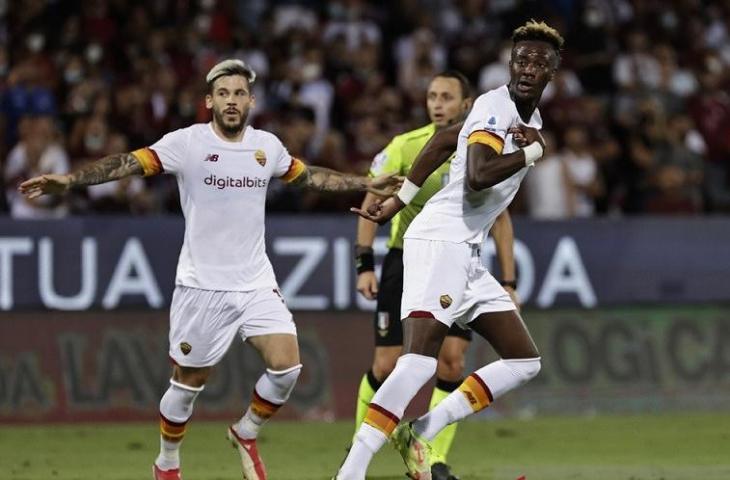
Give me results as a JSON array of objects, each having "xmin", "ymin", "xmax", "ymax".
[{"xmin": 2, "ymin": 414, "xmax": 729, "ymax": 480}]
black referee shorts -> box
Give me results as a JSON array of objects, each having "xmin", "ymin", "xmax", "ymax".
[{"xmin": 373, "ymin": 248, "xmax": 472, "ymax": 347}]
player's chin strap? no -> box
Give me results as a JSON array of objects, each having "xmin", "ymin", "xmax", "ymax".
[{"xmin": 396, "ymin": 178, "xmax": 421, "ymax": 205}]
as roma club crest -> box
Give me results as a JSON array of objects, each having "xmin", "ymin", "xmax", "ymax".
[
  {"xmin": 439, "ymin": 294, "xmax": 452, "ymax": 309},
  {"xmin": 180, "ymin": 342, "xmax": 192, "ymax": 355},
  {"xmin": 254, "ymin": 150, "xmax": 267, "ymax": 167}
]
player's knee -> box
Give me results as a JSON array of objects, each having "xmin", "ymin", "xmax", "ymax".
[
  {"xmin": 173, "ymin": 365, "xmax": 211, "ymax": 388},
  {"xmin": 504, "ymin": 357, "xmax": 541, "ymax": 383},
  {"xmin": 161, "ymin": 378, "xmax": 205, "ymax": 421},
  {"xmin": 394, "ymin": 353, "xmax": 437, "ymax": 383},
  {"xmin": 263, "ymin": 364, "xmax": 302, "ymax": 403},
  {"xmin": 436, "ymin": 354, "xmax": 465, "ymax": 382},
  {"xmin": 372, "ymin": 352, "xmax": 399, "ymax": 381}
]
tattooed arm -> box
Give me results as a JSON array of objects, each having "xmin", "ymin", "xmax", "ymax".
[
  {"xmin": 19, "ymin": 152, "xmax": 143, "ymax": 199},
  {"xmin": 289, "ymin": 165, "xmax": 401, "ymax": 196}
]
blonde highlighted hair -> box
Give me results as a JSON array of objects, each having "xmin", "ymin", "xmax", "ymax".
[{"xmin": 512, "ymin": 20, "xmax": 564, "ymax": 53}]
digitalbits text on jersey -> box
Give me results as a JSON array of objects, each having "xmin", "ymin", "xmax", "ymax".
[{"xmin": 203, "ymin": 174, "xmax": 268, "ymax": 190}]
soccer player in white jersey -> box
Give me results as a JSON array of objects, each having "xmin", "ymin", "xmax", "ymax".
[
  {"xmin": 338, "ymin": 21, "xmax": 564, "ymax": 479},
  {"xmin": 19, "ymin": 59, "xmax": 400, "ymax": 480}
]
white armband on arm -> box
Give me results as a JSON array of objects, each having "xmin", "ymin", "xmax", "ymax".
[
  {"xmin": 522, "ymin": 142, "xmax": 544, "ymax": 167},
  {"xmin": 396, "ymin": 178, "xmax": 420, "ymax": 205}
]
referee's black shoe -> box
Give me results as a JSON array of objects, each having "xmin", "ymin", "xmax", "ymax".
[{"xmin": 431, "ymin": 462, "xmax": 459, "ymax": 480}]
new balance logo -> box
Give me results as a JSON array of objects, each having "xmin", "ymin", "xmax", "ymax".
[{"xmin": 204, "ymin": 154, "xmax": 219, "ymax": 162}]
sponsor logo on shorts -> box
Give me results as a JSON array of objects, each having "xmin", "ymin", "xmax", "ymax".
[
  {"xmin": 439, "ymin": 294, "xmax": 452, "ymax": 309},
  {"xmin": 203, "ymin": 174, "xmax": 268, "ymax": 190},
  {"xmin": 255, "ymin": 150, "xmax": 267, "ymax": 166},
  {"xmin": 377, "ymin": 312, "xmax": 390, "ymax": 337},
  {"xmin": 180, "ymin": 342, "xmax": 192, "ymax": 355}
]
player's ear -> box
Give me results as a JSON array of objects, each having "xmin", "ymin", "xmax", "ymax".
[
  {"xmin": 462, "ymin": 97, "xmax": 473, "ymax": 111},
  {"xmin": 205, "ymin": 94, "xmax": 213, "ymax": 110},
  {"xmin": 249, "ymin": 94, "xmax": 256, "ymax": 110}
]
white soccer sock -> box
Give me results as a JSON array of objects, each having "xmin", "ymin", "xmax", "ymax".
[
  {"xmin": 158, "ymin": 437, "xmax": 181, "ymax": 470},
  {"xmin": 234, "ymin": 365, "xmax": 302, "ymax": 440},
  {"xmin": 413, "ymin": 389, "xmax": 473, "ymax": 441},
  {"xmin": 337, "ymin": 424, "xmax": 384, "ymax": 480},
  {"xmin": 156, "ymin": 379, "xmax": 204, "ymax": 470},
  {"xmin": 337, "ymin": 354, "xmax": 437, "ymax": 479},
  {"xmin": 413, "ymin": 358, "xmax": 541, "ymax": 441},
  {"xmin": 474, "ymin": 357, "xmax": 541, "ymax": 399},
  {"xmin": 371, "ymin": 354, "xmax": 437, "ymax": 419}
]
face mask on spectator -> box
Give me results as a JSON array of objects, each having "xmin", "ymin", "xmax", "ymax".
[
  {"xmin": 584, "ymin": 8, "xmax": 604, "ymax": 28},
  {"xmin": 27, "ymin": 34, "xmax": 45, "ymax": 53},
  {"xmin": 301, "ymin": 62, "xmax": 322, "ymax": 82},
  {"xmin": 85, "ymin": 132, "xmax": 106, "ymax": 152},
  {"xmin": 64, "ymin": 68, "xmax": 83, "ymax": 84}
]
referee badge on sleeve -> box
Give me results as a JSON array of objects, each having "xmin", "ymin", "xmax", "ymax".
[{"xmin": 377, "ymin": 312, "xmax": 390, "ymax": 337}]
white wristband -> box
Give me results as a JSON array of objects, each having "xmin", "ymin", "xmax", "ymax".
[
  {"xmin": 396, "ymin": 178, "xmax": 420, "ymax": 205},
  {"xmin": 523, "ymin": 142, "xmax": 544, "ymax": 166}
]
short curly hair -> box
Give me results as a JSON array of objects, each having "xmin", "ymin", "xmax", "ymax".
[{"xmin": 512, "ymin": 20, "xmax": 564, "ymax": 53}]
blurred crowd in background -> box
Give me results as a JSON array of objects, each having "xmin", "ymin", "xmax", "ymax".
[{"xmin": 2, "ymin": 0, "xmax": 730, "ymax": 218}]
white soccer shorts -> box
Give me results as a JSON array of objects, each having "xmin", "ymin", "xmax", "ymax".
[
  {"xmin": 401, "ymin": 238, "xmax": 515, "ymax": 328},
  {"xmin": 168, "ymin": 285, "xmax": 296, "ymax": 367}
]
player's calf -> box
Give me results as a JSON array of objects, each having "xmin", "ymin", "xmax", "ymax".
[
  {"xmin": 154, "ymin": 379, "xmax": 204, "ymax": 475},
  {"xmin": 228, "ymin": 365, "xmax": 302, "ymax": 480}
]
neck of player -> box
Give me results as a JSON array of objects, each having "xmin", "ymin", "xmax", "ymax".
[
  {"xmin": 212, "ymin": 121, "xmax": 246, "ymax": 142},
  {"xmin": 509, "ymin": 88, "xmax": 539, "ymax": 123}
]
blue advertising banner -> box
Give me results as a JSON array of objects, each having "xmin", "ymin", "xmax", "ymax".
[{"xmin": 0, "ymin": 216, "xmax": 728, "ymax": 310}]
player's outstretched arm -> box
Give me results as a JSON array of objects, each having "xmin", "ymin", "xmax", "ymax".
[
  {"xmin": 489, "ymin": 210, "xmax": 520, "ymax": 309},
  {"xmin": 290, "ymin": 165, "xmax": 401, "ymax": 196},
  {"xmin": 19, "ymin": 152, "xmax": 143, "ymax": 199},
  {"xmin": 351, "ymin": 122, "xmax": 462, "ymax": 225},
  {"xmin": 407, "ymin": 120, "xmax": 462, "ymax": 186}
]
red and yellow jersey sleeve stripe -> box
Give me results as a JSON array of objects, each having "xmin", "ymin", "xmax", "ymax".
[
  {"xmin": 131, "ymin": 147, "xmax": 164, "ymax": 177},
  {"xmin": 280, "ymin": 157, "xmax": 307, "ymax": 183},
  {"xmin": 467, "ymin": 130, "xmax": 504, "ymax": 154},
  {"xmin": 363, "ymin": 403, "xmax": 400, "ymax": 437},
  {"xmin": 458, "ymin": 374, "xmax": 493, "ymax": 413}
]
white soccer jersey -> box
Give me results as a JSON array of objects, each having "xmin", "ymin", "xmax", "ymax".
[
  {"xmin": 132, "ymin": 123, "xmax": 306, "ymax": 291},
  {"xmin": 405, "ymin": 85, "xmax": 542, "ymax": 244}
]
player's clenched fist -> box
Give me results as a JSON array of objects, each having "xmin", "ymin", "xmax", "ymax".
[
  {"xmin": 18, "ymin": 174, "xmax": 71, "ymax": 199},
  {"xmin": 356, "ymin": 271, "xmax": 379, "ymax": 300},
  {"xmin": 508, "ymin": 125, "xmax": 545, "ymax": 149}
]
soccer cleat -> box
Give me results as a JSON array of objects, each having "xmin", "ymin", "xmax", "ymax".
[
  {"xmin": 431, "ymin": 462, "xmax": 459, "ymax": 480},
  {"xmin": 391, "ymin": 422, "xmax": 432, "ymax": 480},
  {"xmin": 152, "ymin": 464, "xmax": 182, "ymax": 480},
  {"xmin": 227, "ymin": 426, "xmax": 267, "ymax": 480}
]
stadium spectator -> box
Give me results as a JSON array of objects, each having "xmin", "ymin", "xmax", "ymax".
[
  {"xmin": 5, "ymin": 115, "xmax": 69, "ymax": 218},
  {"xmin": 3, "ymin": 0, "xmax": 730, "ymax": 215}
]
